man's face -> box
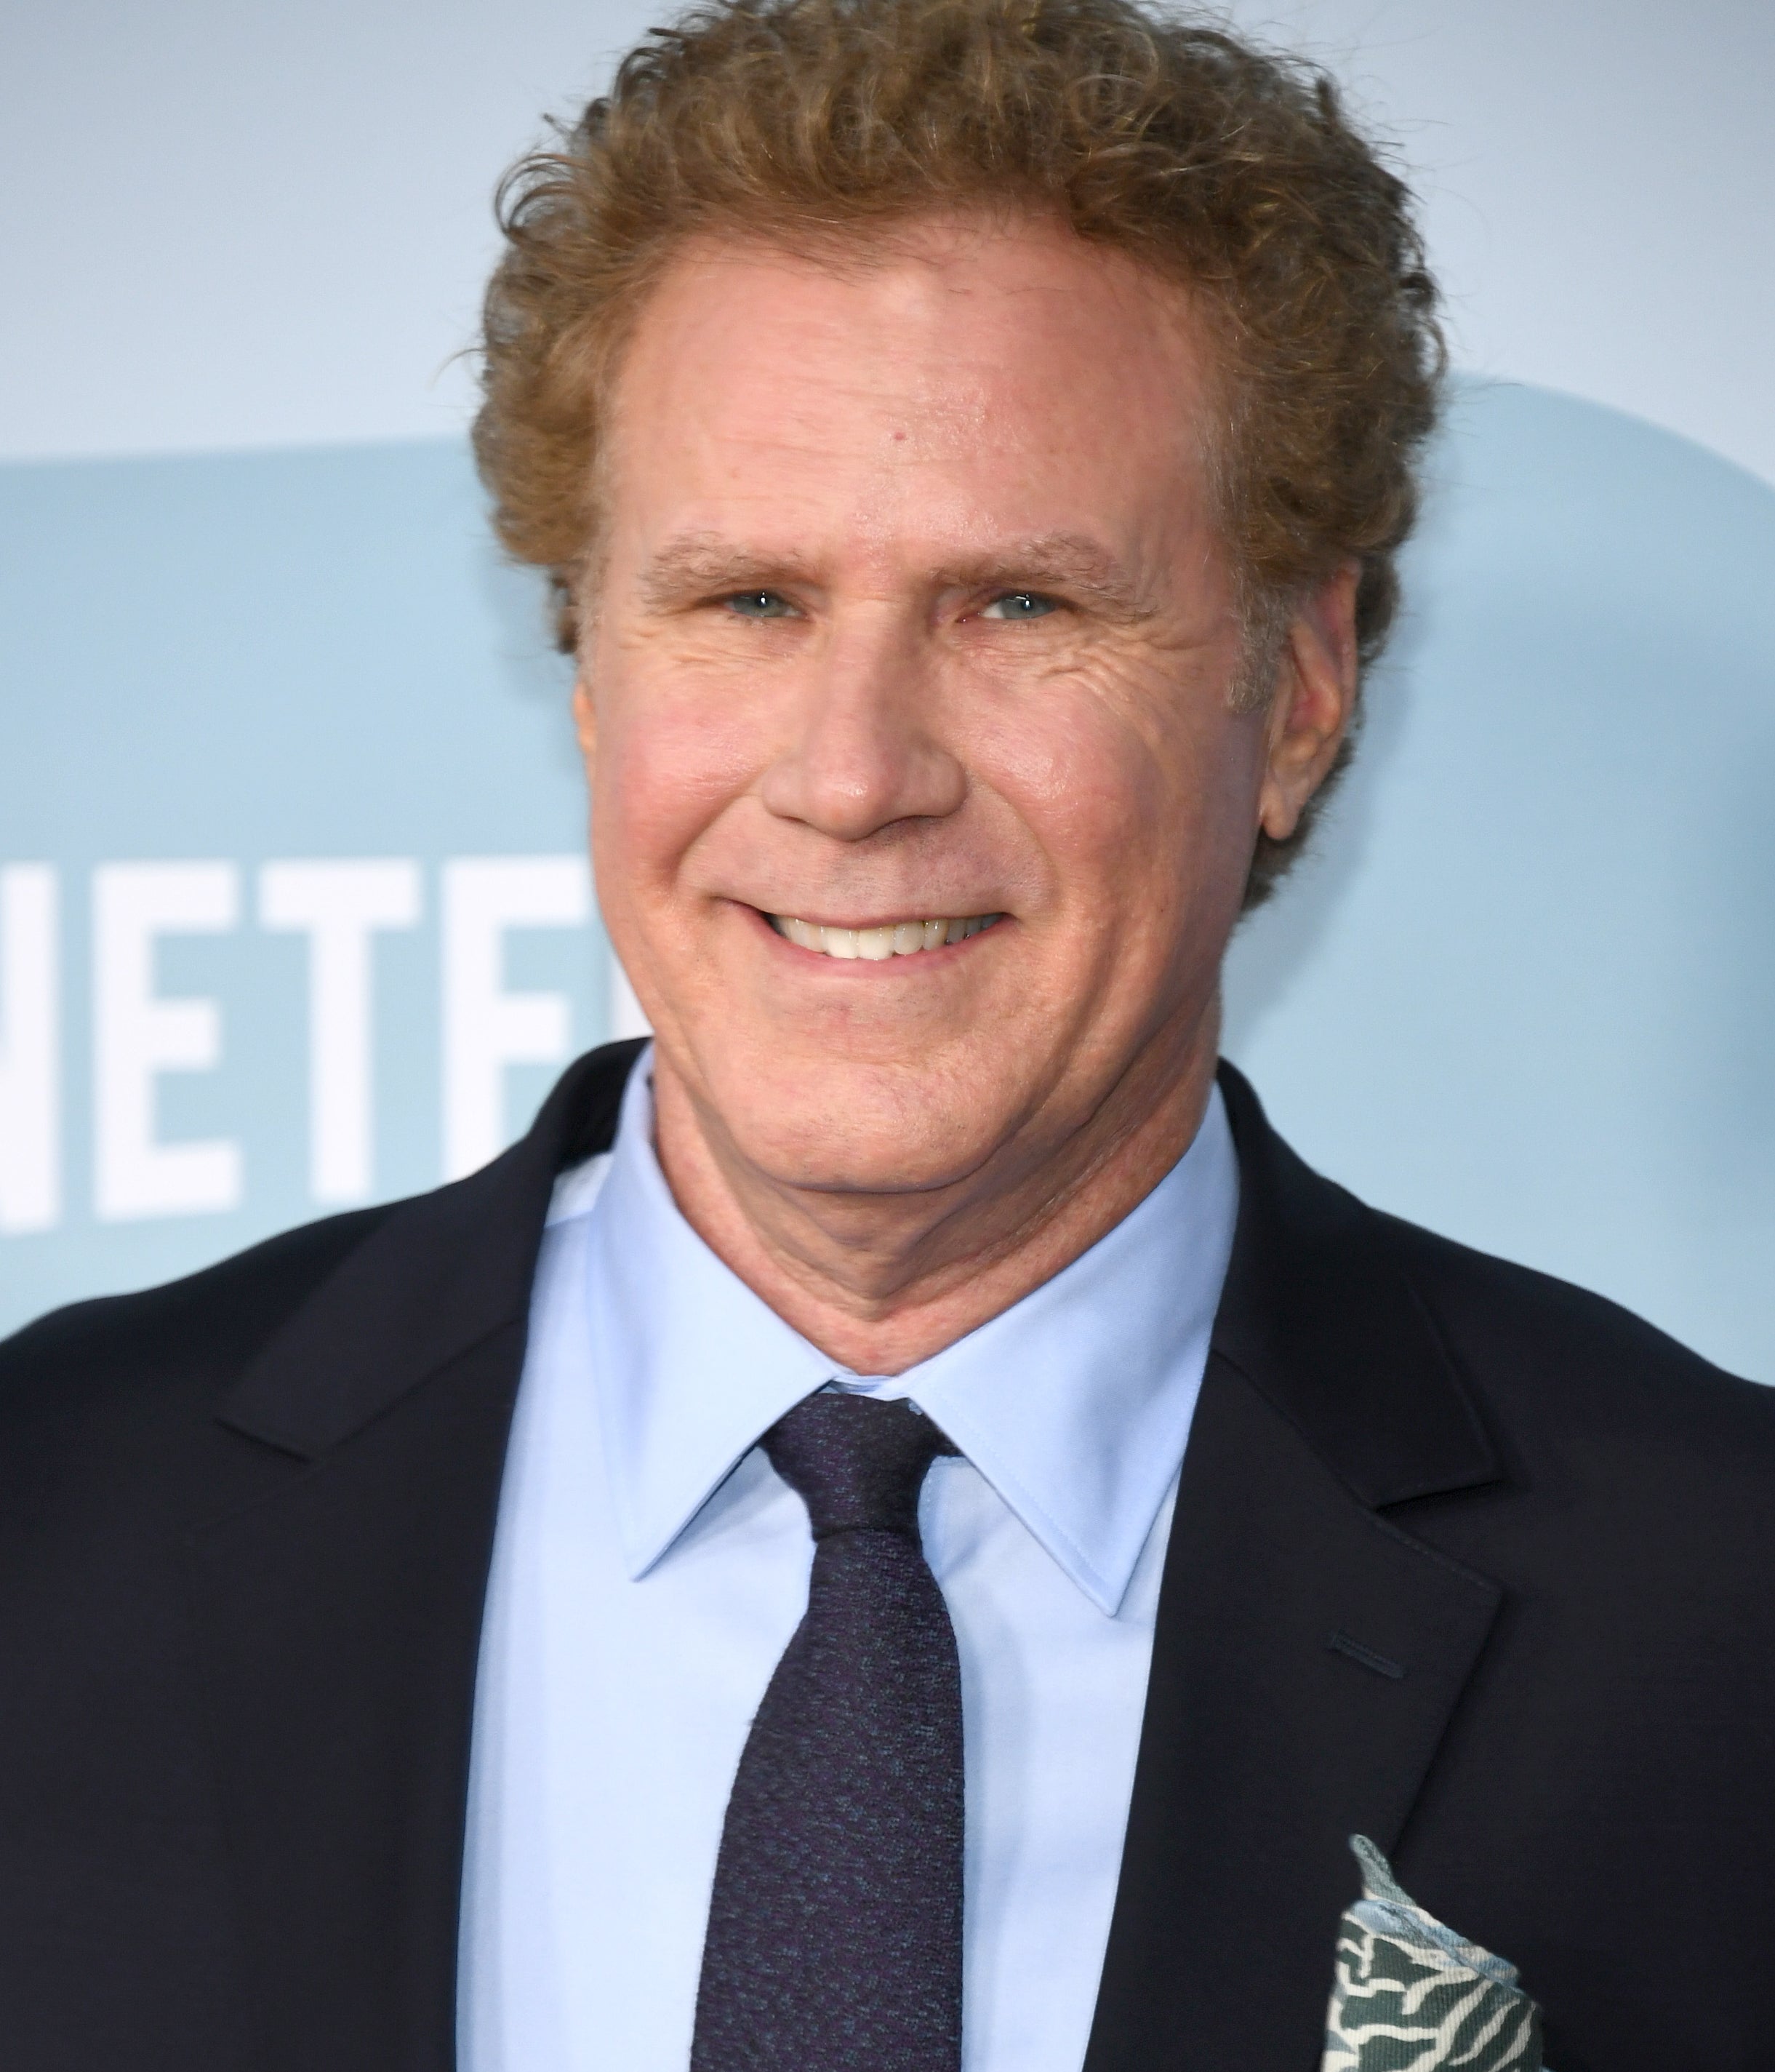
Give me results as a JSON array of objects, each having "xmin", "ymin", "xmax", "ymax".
[{"xmin": 581, "ymin": 215, "xmax": 1326, "ymax": 1201}]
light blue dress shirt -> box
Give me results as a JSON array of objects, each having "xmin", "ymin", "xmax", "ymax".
[{"xmin": 458, "ymin": 1049, "xmax": 1239, "ymax": 2072}]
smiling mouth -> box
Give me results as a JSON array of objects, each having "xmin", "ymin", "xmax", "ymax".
[{"xmin": 766, "ymin": 913, "xmax": 1005, "ymax": 960}]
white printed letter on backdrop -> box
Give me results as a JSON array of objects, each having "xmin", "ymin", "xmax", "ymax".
[
  {"xmin": 441, "ymin": 856, "xmax": 591, "ymax": 1180},
  {"xmin": 93, "ymin": 862, "xmax": 242, "ymax": 1220},
  {"xmin": 260, "ymin": 858, "xmax": 422, "ymax": 1204}
]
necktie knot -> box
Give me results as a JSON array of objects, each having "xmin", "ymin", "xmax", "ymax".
[{"xmin": 763, "ymin": 1392, "xmax": 954, "ymax": 1540}]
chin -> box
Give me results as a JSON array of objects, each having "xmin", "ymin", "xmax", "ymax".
[{"xmin": 694, "ymin": 1041, "xmax": 1013, "ymax": 1199}]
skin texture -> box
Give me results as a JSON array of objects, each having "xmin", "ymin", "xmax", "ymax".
[{"xmin": 575, "ymin": 212, "xmax": 1357, "ymax": 1373}]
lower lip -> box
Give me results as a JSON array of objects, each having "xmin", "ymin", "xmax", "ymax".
[{"xmin": 742, "ymin": 905, "xmax": 1006, "ymax": 967}]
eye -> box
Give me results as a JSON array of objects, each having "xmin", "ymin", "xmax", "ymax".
[
  {"xmin": 721, "ymin": 589, "xmax": 798, "ymax": 620},
  {"xmin": 979, "ymin": 591, "xmax": 1062, "ymax": 622}
]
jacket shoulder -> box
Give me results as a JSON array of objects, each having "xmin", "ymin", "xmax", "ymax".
[
  {"xmin": 0, "ymin": 1203, "xmax": 404, "ymax": 1421},
  {"xmin": 0, "ymin": 1040, "xmax": 646, "ymax": 1457},
  {"xmin": 1374, "ymin": 1204, "xmax": 1775, "ymax": 1463}
]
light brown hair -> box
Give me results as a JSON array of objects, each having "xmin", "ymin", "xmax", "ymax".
[{"xmin": 475, "ymin": 0, "xmax": 1443, "ymax": 902}]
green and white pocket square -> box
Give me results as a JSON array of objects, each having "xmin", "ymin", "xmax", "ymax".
[{"xmin": 1323, "ymin": 1836, "xmax": 1545, "ymax": 2072}]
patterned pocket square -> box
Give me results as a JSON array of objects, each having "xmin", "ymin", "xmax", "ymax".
[{"xmin": 1323, "ymin": 1836, "xmax": 1545, "ymax": 2071}]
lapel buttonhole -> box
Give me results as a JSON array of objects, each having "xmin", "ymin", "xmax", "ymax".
[{"xmin": 1328, "ymin": 1630, "xmax": 1406, "ymax": 1679}]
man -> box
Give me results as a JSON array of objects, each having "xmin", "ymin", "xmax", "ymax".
[{"xmin": 2, "ymin": 1, "xmax": 1772, "ymax": 2068}]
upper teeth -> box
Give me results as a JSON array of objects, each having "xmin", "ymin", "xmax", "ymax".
[{"xmin": 770, "ymin": 914, "xmax": 1002, "ymax": 959}]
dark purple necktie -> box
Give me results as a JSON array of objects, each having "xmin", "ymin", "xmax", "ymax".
[{"xmin": 690, "ymin": 1391, "xmax": 964, "ymax": 2072}]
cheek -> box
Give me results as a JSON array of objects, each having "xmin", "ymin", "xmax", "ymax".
[
  {"xmin": 590, "ymin": 659, "xmax": 771, "ymax": 898},
  {"xmin": 971, "ymin": 663, "xmax": 1255, "ymax": 916}
]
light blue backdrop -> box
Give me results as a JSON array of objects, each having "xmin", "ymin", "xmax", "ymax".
[{"xmin": 2, "ymin": 380, "xmax": 1771, "ymax": 1376}]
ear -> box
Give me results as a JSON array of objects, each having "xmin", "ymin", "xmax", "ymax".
[
  {"xmin": 572, "ymin": 676, "xmax": 597, "ymax": 771},
  {"xmin": 1257, "ymin": 560, "xmax": 1361, "ymax": 844}
]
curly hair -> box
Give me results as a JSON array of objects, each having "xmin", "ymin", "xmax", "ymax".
[{"xmin": 475, "ymin": 0, "xmax": 1443, "ymax": 903}]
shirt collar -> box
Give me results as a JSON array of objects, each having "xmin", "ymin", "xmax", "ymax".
[{"xmin": 580, "ymin": 1046, "xmax": 1239, "ymax": 1615}]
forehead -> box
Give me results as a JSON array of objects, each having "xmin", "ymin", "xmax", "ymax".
[{"xmin": 602, "ymin": 213, "xmax": 1219, "ymax": 555}]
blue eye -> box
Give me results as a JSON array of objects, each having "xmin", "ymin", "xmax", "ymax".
[
  {"xmin": 724, "ymin": 590, "xmax": 796, "ymax": 619},
  {"xmin": 981, "ymin": 591, "xmax": 1060, "ymax": 621}
]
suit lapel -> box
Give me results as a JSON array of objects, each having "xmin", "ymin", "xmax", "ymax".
[
  {"xmin": 1085, "ymin": 1065, "xmax": 1506, "ymax": 2070},
  {"xmin": 189, "ymin": 1042, "xmax": 643, "ymax": 2072}
]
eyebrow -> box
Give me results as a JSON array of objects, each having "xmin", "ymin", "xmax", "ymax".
[
  {"xmin": 929, "ymin": 534, "xmax": 1154, "ymax": 623},
  {"xmin": 635, "ymin": 536, "xmax": 820, "ymax": 612},
  {"xmin": 633, "ymin": 529, "xmax": 1153, "ymax": 621}
]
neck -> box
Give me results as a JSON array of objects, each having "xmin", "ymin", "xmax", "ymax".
[{"xmin": 649, "ymin": 1000, "xmax": 1222, "ymax": 1375}]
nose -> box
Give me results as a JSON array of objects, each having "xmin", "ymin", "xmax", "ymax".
[{"xmin": 757, "ymin": 611, "xmax": 968, "ymax": 841}]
